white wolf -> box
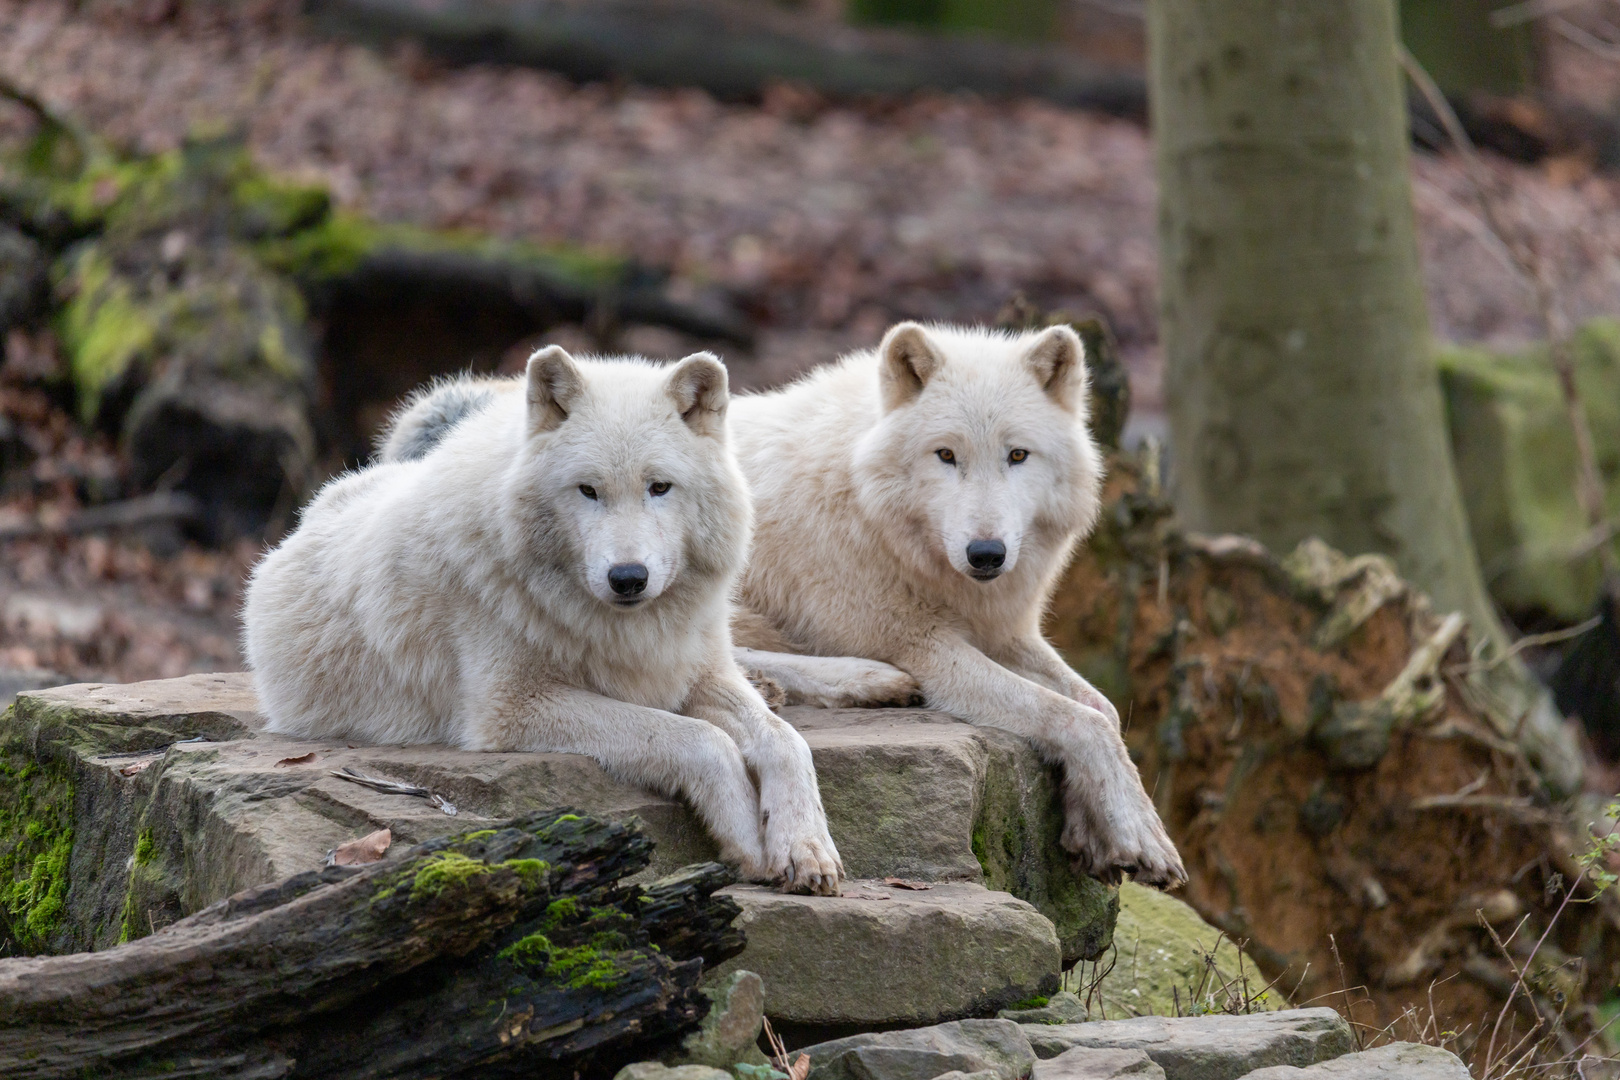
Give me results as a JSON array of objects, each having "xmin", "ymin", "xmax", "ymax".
[
  {"xmin": 242, "ymin": 347, "xmax": 843, "ymax": 894},
  {"xmin": 728, "ymin": 322, "xmax": 1185, "ymax": 887}
]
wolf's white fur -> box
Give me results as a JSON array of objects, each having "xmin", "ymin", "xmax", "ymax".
[
  {"xmin": 243, "ymin": 348, "xmax": 842, "ymax": 893},
  {"xmin": 729, "ymin": 322, "xmax": 1185, "ymax": 886}
]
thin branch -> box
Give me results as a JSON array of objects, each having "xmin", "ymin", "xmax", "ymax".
[
  {"xmin": 1491, "ymin": 0, "xmax": 1592, "ymax": 28},
  {"xmin": 1553, "ymin": 16, "xmax": 1620, "ymax": 61}
]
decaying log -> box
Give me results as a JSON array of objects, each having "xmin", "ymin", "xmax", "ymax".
[
  {"xmin": 0, "ymin": 809, "xmax": 743, "ymax": 1080},
  {"xmin": 303, "ymin": 0, "xmax": 1150, "ymax": 117}
]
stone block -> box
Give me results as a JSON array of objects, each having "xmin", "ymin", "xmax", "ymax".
[
  {"xmin": 1023, "ymin": 1010, "xmax": 1355, "ymax": 1080},
  {"xmin": 711, "ymin": 882, "xmax": 1061, "ymax": 1028}
]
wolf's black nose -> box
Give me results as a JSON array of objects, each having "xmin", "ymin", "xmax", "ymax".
[
  {"xmin": 608, "ymin": 563, "xmax": 649, "ymax": 596},
  {"xmin": 966, "ymin": 539, "xmax": 1005, "ymax": 571}
]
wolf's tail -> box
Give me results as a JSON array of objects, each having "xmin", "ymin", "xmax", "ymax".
[{"xmin": 375, "ymin": 376, "xmax": 502, "ymax": 463}]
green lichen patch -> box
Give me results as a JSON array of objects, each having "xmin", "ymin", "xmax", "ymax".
[{"xmin": 0, "ymin": 723, "xmax": 76, "ymax": 953}]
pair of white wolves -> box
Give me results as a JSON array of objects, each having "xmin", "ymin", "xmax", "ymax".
[{"xmin": 243, "ymin": 322, "xmax": 1185, "ymax": 896}]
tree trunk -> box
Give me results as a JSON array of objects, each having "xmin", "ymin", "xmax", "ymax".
[
  {"xmin": 1148, "ymin": 0, "xmax": 1501, "ymax": 643},
  {"xmin": 0, "ymin": 810, "xmax": 743, "ymax": 1080}
]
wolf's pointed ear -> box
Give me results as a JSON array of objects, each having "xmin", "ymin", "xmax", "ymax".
[
  {"xmin": 879, "ymin": 322, "xmax": 943, "ymax": 412},
  {"xmin": 526, "ymin": 346, "xmax": 585, "ymax": 435},
  {"xmin": 1022, "ymin": 325, "xmax": 1087, "ymax": 412},
  {"xmin": 666, "ymin": 352, "xmax": 729, "ymax": 439}
]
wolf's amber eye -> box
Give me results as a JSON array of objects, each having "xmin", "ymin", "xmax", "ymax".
[
  {"xmin": 579, "ymin": 485, "xmax": 598, "ymax": 500},
  {"xmin": 936, "ymin": 448, "xmax": 956, "ymax": 465},
  {"xmin": 649, "ymin": 481, "xmax": 672, "ymax": 496},
  {"xmin": 1008, "ymin": 449, "xmax": 1029, "ymax": 464}
]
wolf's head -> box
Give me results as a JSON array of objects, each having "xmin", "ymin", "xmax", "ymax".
[
  {"xmin": 504, "ymin": 346, "xmax": 749, "ymax": 611},
  {"xmin": 853, "ymin": 322, "xmax": 1104, "ymax": 585}
]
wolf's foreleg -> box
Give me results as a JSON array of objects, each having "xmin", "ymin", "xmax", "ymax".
[
  {"xmin": 464, "ymin": 683, "xmax": 768, "ymax": 879},
  {"xmin": 685, "ymin": 669, "xmax": 844, "ymax": 895},
  {"xmin": 988, "ymin": 635, "xmax": 1123, "ymax": 725},
  {"xmin": 732, "ymin": 648, "xmax": 922, "ymax": 708},
  {"xmin": 898, "ymin": 634, "xmax": 1186, "ymax": 888}
]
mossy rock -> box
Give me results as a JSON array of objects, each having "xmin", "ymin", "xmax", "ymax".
[
  {"xmin": 1077, "ymin": 883, "xmax": 1282, "ymax": 1019},
  {"xmin": 0, "ymin": 709, "xmax": 75, "ymax": 953},
  {"xmin": 1438, "ymin": 319, "xmax": 1620, "ymax": 621}
]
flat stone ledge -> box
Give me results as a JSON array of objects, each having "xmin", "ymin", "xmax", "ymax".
[
  {"xmin": 1023, "ymin": 1010, "xmax": 1356, "ymax": 1080},
  {"xmin": 3, "ymin": 673, "xmax": 1113, "ymax": 971},
  {"xmin": 711, "ymin": 882, "xmax": 1061, "ymax": 1029},
  {"xmin": 1238, "ymin": 1042, "xmax": 1469, "ymax": 1079}
]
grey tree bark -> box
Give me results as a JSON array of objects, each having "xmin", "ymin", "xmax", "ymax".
[
  {"xmin": 1148, "ymin": 0, "xmax": 1585, "ymax": 796},
  {"xmin": 1149, "ymin": 0, "xmax": 1498, "ymax": 639}
]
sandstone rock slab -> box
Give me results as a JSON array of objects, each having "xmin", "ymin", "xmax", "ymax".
[
  {"xmin": 1238, "ymin": 1042, "xmax": 1468, "ymax": 1079},
  {"xmin": 1, "ymin": 673, "xmax": 1112, "ymax": 977},
  {"xmin": 803, "ymin": 1018, "xmax": 1038, "ymax": 1080},
  {"xmin": 710, "ymin": 882, "xmax": 1061, "ymax": 1028},
  {"xmin": 1037, "ymin": 1046, "xmax": 1165, "ymax": 1079},
  {"xmin": 1023, "ymin": 1010, "xmax": 1355, "ymax": 1080}
]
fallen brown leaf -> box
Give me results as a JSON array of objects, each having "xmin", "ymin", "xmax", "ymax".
[
  {"xmin": 882, "ymin": 877, "xmax": 933, "ymax": 890},
  {"xmin": 331, "ymin": 828, "xmax": 391, "ymax": 866},
  {"xmin": 274, "ymin": 752, "xmax": 316, "ymax": 767},
  {"xmin": 119, "ymin": 759, "xmax": 154, "ymax": 776},
  {"xmin": 788, "ymin": 1054, "xmax": 810, "ymax": 1080}
]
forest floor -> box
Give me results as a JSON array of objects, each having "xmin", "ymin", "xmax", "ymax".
[{"xmin": 2, "ymin": 0, "xmax": 1620, "ymax": 695}]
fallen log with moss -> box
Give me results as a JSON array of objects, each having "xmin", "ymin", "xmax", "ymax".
[
  {"xmin": 304, "ymin": 0, "xmax": 1149, "ymax": 117},
  {"xmin": 0, "ymin": 85, "xmax": 751, "ymax": 544},
  {"xmin": 0, "ymin": 809, "xmax": 743, "ymax": 1080}
]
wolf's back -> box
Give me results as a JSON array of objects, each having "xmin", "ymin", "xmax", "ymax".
[{"xmin": 375, "ymin": 376, "xmax": 504, "ymax": 463}]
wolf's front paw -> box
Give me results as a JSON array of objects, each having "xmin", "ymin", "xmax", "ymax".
[
  {"xmin": 790, "ymin": 657, "xmax": 923, "ymax": 709},
  {"xmin": 765, "ymin": 821, "xmax": 844, "ymax": 896},
  {"xmin": 1061, "ymin": 787, "xmax": 1186, "ymax": 889}
]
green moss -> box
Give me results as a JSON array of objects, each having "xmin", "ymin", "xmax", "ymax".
[
  {"xmin": 132, "ymin": 828, "xmax": 154, "ymax": 867},
  {"xmin": 501, "ymin": 858, "xmax": 550, "ymax": 888},
  {"xmin": 547, "ymin": 943, "xmax": 628, "ymax": 990},
  {"xmin": 497, "ymin": 923, "xmax": 630, "ymax": 989},
  {"xmin": 498, "ymin": 931, "xmax": 554, "ymax": 969},
  {"xmin": 55, "ymin": 246, "xmax": 157, "ymax": 421},
  {"xmin": 462, "ymin": 830, "xmax": 498, "ymax": 842},
  {"xmin": 409, "ymin": 851, "xmax": 494, "ymax": 901},
  {"xmin": 553, "ymin": 813, "xmax": 583, "ymax": 823},
  {"xmin": 1010, "ymin": 995, "xmax": 1049, "ymax": 1010},
  {"xmin": 256, "ymin": 214, "xmax": 626, "ymax": 292},
  {"xmin": 230, "ymin": 172, "xmax": 331, "ymax": 239},
  {"xmin": 540, "ymin": 896, "xmax": 579, "ymax": 928},
  {"xmin": 0, "ymin": 727, "xmax": 75, "ymax": 952}
]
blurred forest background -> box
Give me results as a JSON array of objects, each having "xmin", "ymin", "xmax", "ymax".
[
  {"xmin": 10, "ymin": 0, "xmax": 1620, "ymax": 1066},
  {"xmin": 3, "ymin": 0, "xmax": 1620, "ymax": 693}
]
